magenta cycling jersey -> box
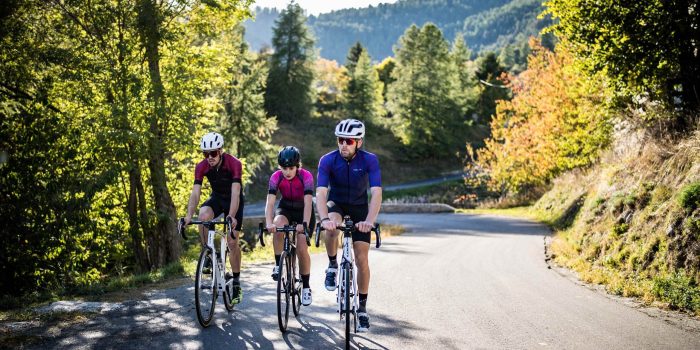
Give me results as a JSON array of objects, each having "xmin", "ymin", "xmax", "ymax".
[
  {"xmin": 194, "ymin": 153, "xmax": 242, "ymax": 198},
  {"xmin": 268, "ymin": 168, "xmax": 315, "ymax": 207}
]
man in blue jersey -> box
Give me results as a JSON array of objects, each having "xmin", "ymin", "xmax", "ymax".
[{"xmin": 316, "ymin": 119, "xmax": 382, "ymax": 332}]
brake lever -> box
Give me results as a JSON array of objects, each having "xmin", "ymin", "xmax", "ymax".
[
  {"xmin": 303, "ymin": 222, "xmax": 311, "ymax": 246},
  {"xmin": 258, "ymin": 222, "xmax": 266, "ymax": 247}
]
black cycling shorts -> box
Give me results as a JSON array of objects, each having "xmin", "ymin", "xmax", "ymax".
[
  {"xmin": 201, "ymin": 193, "xmax": 244, "ymax": 231},
  {"xmin": 274, "ymin": 205, "xmax": 316, "ymax": 234},
  {"xmin": 327, "ymin": 201, "xmax": 370, "ymax": 243}
]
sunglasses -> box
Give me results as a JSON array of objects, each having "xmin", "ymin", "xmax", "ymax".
[
  {"xmin": 337, "ymin": 137, "xmax": 357, "ymax": 146},
  {"xmin": 203, "ymin": 150, "xmax": 219, "ymax": 158}
]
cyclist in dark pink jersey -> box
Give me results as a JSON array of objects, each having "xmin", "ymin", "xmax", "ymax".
[
  {"xmin": 184, "ymin": 132, "xmax": 244, "ymax": 302},
  {"xmin": 265, "ymin": 146, "xmax": 315, "ymax": 305}
]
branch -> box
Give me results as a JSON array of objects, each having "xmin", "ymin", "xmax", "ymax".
[{"xmin": 0, "ymin": 83, "xmax": 62, "ymax": 113}]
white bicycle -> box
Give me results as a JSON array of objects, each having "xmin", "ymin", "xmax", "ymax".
[
  {"xmin": 178, "ymin": 217, "xmax": 241, "ymax": 327},
  {"xmin": 316, "ymin": 216, "xmax": 381, "ymax": 350}
]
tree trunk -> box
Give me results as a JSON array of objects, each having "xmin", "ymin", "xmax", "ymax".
[
  {"xmin": 137, "ymin": 0, "xmax": 180, "ymax": 267},
  {"xmin": 127, "ymin": 160, "xmax": 151, "ymax": 272}
]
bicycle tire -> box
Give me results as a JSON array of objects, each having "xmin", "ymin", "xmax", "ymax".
[
  {"xmin": 195, "ymin": 248, "xmax": 216, "ymax": 327},
  {"xmin": 277, "ymin": 251, "xmax": 290, "ymax": 332},
  {"xmin": 222, "ymin": 246, "xmax": 235, "ymax": 311},
  {"xmin": 291, "ymin": 250, "xmax": 302, "ymax": 317},
  {"xmin": 344, "ymin": 263, "xmax": 351, "ymax": 349}
]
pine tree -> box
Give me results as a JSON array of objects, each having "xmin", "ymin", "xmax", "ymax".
[
  {"xmin": 388, "ymin": 23, "xmax": 464, "ymax": 157},
  {"xmin": 451, "ymin": 33, "xmax": 478, "ymax": 120},
  {"xmin": 220, "ymin": 26, "xmax": 278, "ymax": 179},
  {"xmin": 265, "ymin": 2, "xmax": 316, "ymax": 121},
  {"xmin": 345, "ymin": 41, "xmax": 364, "ymax": 73},
  {"xmin": 474, "ymin": 52, "xmax": 509, "ymax": 123},
  {"xmin": 342, "ymin": 48, "xmax": 384, "ymax": 122}
]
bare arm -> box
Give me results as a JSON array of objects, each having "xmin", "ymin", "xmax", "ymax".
[
  {"xmin": 228, "ymin": 182, "xmax": 241, "ymax": 224},
  {"xmin": 357, "ymin": 186, "xmax": 382, "ymax": 232},
  {"xmin": 265, "ymin": 193, "xmax": 277, "ymax": 232},
  {"xmin": 316, "ymin": 186, "xmax": 336, "ymax": 231},
  {"xmin": 185, "ymin": 184, "xmax": 202, "ymax": 223}
]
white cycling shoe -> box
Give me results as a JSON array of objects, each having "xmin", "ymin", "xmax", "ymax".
[{"xmin": 302, "ymin": 288, "xmax": 312, "ymax": 306}]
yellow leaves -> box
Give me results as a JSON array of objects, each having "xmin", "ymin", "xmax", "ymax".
[{"xmin": 478, "ymin": 39, "xmax": 612, "ymax": 194}]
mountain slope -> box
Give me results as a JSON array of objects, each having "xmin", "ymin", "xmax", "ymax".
[{"xmin": 244, "ymin": 0, "xmax": 549, "ymax": 62}]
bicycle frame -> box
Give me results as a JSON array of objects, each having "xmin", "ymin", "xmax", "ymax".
[
  {"xmin": 180, "ymin": 218, "xmax": 234, "ymax": 297},
  {"xmin": 338, "ymin": 230, "xmax": 358, "ymax": 317}
]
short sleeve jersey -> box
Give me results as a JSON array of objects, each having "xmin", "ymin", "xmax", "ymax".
[
  {"xmin": 268, "ymin": 168, "xmax": 315, "ymax": 202},
  {"xmin": 194, "ymin": 153, "xmax": 242, "ymax": 198},
  {"xmin": 316, "ymin": 149, "xmax": 381, "ymax": 205}
]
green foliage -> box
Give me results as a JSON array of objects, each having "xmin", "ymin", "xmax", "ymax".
[
  {"xmin": 653, "ymin": 270, "xmax": 700, "ymax": 311},
  {"xmin": 388, "ymin": 23, "xmax": 467, "ymax": 157},
  {"xmin": 679, "ymin": 182, "xmax": 700, "ymax": 212},
  {"xmin": 0, "ymin": 0, "xmax": 270, "ymax": 300},
  {"xmin": 544, "ymin": 0, "xmax": 700, "ymax": 120},
  {"xmin": 342, "ymin": 48, "xmax": 384, "ymax": 123},
  {"xmin": 474, "ymin": 52, "xmax": 510, "ymax": 123},
  {"xmin": 265, "ymin": 2, "xmax": 316, "ymax": 122}
]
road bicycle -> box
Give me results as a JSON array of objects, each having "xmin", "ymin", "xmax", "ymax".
[
  {"xmin": 178, "ymin": 217, "xmax": 240, "ymax": 327},
  {"xmin": 258, "ymin": 222, "xmax": 311, "ymax": 332},
  {"xmin": 315, "ymin": 216, "xmax": 381, "ymax": 349}
]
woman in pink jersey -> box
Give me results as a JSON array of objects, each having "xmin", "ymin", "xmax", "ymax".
[{"xmin": 265, "ymin": 146, "xmax": 316, "ymax": 305}]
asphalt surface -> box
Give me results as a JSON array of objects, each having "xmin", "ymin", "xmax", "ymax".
[{"xmin": 27, "ymin": 213, "xmax": 700, "ymax": 349}]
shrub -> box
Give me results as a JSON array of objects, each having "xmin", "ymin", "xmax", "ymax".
[
  {"xmin": 653, "ymin": 270, "xmax": 700, "ymax": 312},
  {"xmin": 679, "ymin": 182, "xmax": 700, "ymax": 212}
]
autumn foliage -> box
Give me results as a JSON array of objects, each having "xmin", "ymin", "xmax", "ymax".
[{"xmin": 478, "ymin": 39, "xmax": 613, "ymax": 194}]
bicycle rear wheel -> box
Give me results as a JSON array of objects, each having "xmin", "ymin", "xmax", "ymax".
[
  {"xmin": 291, "ymin": 252, "xmax": 302, "ymax": 317},
  {"xmin": 195, "ymin": 248, "xmax": 216, "ymax": 327},
  {"xmin": 344, "ymin": 264, "xmax": 351, "ymax": 349},
  {"xmin": 277, "ymin": 251, "xmax": 291, "ymax": 332},
  {"xmin": 222, "ymin": 246, "xmax": 236, "ymax": 311}
]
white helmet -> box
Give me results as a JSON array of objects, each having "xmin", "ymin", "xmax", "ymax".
[
  {"xmin": 335, "ymin": 119, "xmax": 365, "ymax": 138},
  {"xmin": 200, "ymin": 132, "xmax": 224, "ymax": 151}
]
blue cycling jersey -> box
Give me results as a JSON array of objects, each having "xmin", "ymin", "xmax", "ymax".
[{"xmin": 317, "ymin": 149, "xmax": 381, "ymax": 205}]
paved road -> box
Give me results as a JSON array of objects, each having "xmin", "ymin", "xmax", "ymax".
[{"xmin": 29, "ymin": 213, "xmax": 700, "ymax": 349}]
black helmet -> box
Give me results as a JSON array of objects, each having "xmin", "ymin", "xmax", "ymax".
[{"xmin": 277, "ymin": 146, "xmax": 301, "ymax": 167}]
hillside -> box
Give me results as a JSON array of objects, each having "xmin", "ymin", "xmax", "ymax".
[
  {"xmin": 533, "ymin": 128, "xmax": 700, "ymax": 313},
  {"xmin": 244, "ymin": 0, "xmax": 549, "ymax": 62}
]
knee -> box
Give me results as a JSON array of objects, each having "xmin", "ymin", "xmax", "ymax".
[{"xmin": 198, "ymin": 207, "xmax": 213, "ymax": 220}]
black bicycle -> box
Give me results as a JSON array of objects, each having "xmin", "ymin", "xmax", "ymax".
[
  {"xmin": 258, "ymin": 222, "xmax": 311, "ymax": 333},
  {"xmin": 178, "ymin": 217, "xmax": 239, "ymax": 327},
  {"xmin": 315, "ymin": 216, "xmax": 380, "ymax": 349}
]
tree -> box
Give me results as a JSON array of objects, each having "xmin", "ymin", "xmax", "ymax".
[
  {"xmin": 375, "ymin": 57, "xmax": 396, "ymax": 108},
  {"xmin": 265, "ymin": 2, "xmax": 316, "ymax": 122},
  {"xmin": 388, "ymin": 23, "xmax": 465, "ymax": 157},
  {"xmin": 451, "ymin": 33, "xmax": 478, "ymax": 120},
  {"xmin": 219, "ymin": 25, "xmax": 278, "ymax": 179},
  {"xmin": 478, "ymin": 39, "xmax": 613, "ymax": 194},
  {"xmin": 314, "ymin": 58, "xmax": 348, "ymax": 115},
  {"xmin": 544, "ymin": 0, "xmax": 700, "ymax": 126},
  {"xmin": 345, "ymin": 41, "xmax": 364, "ymax": 73},
  {"xmin": 474, "ymin": 52, "xmax": 510, "ymax": 124},
  {"xmin": 342, "ymin": 48, "xmax": 384, "ymax": 122}
]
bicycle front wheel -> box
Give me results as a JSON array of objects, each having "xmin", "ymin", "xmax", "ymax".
[
  {"xmin": 291, "ymin": 252, "xmax": 302, "ymax": 317},
  {"xmin": 277, "ymin": 251, "xmax": 291, "ymax": 332},
  {"xmin": 195, "ymin": 248, "xmax": 216, "ymax": 327},
  {"xmin": 344, "ymin": 265, "xmax": 352, "ymax": 349},
  {"xmin": 222, "ymin": 246, "xmax": 236, "ymax": 312}
]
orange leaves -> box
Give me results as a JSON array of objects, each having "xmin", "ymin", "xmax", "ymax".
[{"xmin": 477, "ymin": 39, "xmax": 612, "ymax": 194}]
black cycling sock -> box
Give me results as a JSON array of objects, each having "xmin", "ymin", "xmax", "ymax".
[
  {"xmin": 274, "ymin": 254, "xmax": 281, "ymax": 265},
  {"xmin": 301, "ymin": 274, "xmax": 310, "ymax": 288},
  {"xmin": 359, "ymin": 293, "xmax": 368, "ymax": 312},
  {"xmin": 328, "ymin": 255, "xmax": 338, "ymax": 267},
  {"xmin": 232, "ymin": 272, "xmax": 240, "ymax": 280}
]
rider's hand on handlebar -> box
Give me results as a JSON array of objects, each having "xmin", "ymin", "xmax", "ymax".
[
  {"xmin": 356, "ymin": 221, "xmax": 374, "ymax": 233},
  {"xmin": 266, "ymin": 223, "xmax": 277, "ymax": 233},
  {"xmin": 322, "ymin": 219, "xmax": 337, "ymax": 232},
  {"xmin": 226, "ymin": 215, "xmax": 237, "ymax": 230},
  {"xmin": 295, "ymin": 223, "xmax": 304, "ymax": 233},
  {"xmin": 184, "ymin": 214, "xmax": 192, "ymax": 225}
]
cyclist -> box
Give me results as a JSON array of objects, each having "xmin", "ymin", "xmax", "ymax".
[
  {"xmin": 265, "ymin": 146, "xmax": 315, "ymax": 306},
  {"xmin": 184, "ymin": 132, "xmax": 244, "ymax": 302},
  {"xmin": 316, "ymin": 119, "xmax": 381, "ymax": 332}
]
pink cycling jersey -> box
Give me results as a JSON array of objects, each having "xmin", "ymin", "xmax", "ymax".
[{"xmin": 268, "ymin": 168, "xmax": 314, "ymax": 203}]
